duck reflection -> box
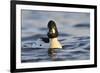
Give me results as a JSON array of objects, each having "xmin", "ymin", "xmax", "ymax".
[{"xmin": 48, "ymin": 48, "xmax": 57, "ymax": 61}]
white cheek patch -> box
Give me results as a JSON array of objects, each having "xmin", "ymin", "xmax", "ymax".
[{"xmin": 52, "ymin": 28, "xmax": 55, "ymax": 34}]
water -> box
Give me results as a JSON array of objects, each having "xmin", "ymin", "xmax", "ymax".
[{"xmin": 21, "ymin": 10, "xmax": 90, "ymax": 63}]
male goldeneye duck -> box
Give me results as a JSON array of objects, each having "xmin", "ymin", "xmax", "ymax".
[
  {"xmin": 22, "ymin": 20, "xmax": 62, "ymax": 50},
  {"xmin": 47, "ymin": 20, "xmax": 62, "ymax": 49}
]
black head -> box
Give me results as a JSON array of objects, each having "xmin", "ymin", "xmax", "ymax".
[{"xmin": 47, "ymin": 20, "xmax": 58, "ymax": 38}]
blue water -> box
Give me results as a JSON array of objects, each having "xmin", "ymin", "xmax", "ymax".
[{"xmin": 21, "ymin": 10, "xmax": 90, "ymax": 63}]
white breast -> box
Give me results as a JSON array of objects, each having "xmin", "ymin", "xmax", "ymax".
[{"xmin": 50, "ymin": 38, "xmax": 62, "ymax": 48}]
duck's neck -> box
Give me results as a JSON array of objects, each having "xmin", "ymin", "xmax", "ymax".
[{"xmin": 50, "ymin": 38, "xmax": 62, "ymax": 49}]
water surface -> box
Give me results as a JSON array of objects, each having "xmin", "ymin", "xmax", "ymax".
[{"xmin": 21, "ymin": 10, "xmax": 90, "ymax": 63}]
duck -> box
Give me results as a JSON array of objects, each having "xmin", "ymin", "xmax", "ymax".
[
  {"xmin": 47, "ymin": 20, "xmax": 62, "ymax": 49},
  {"xmin": 22, "ymin": 20, "xmax": 62, "ymax": 50}
]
